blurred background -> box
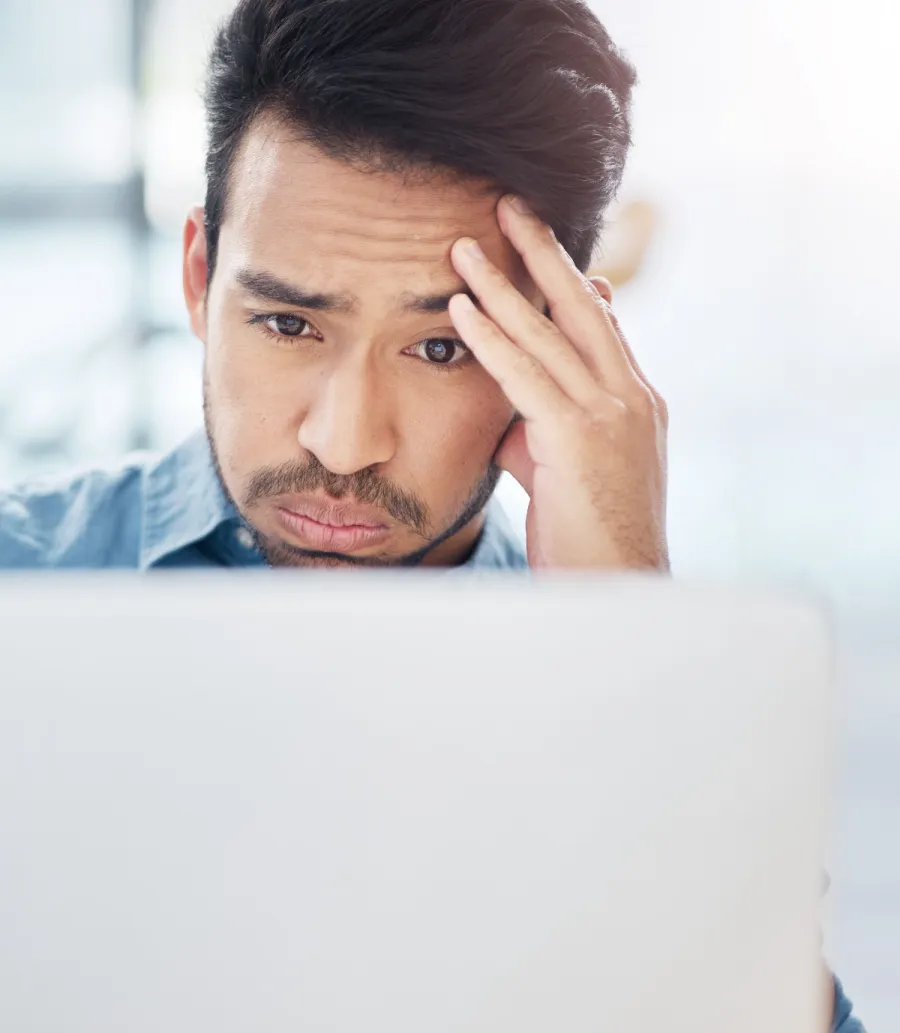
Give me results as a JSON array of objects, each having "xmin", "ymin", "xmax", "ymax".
[{"xmin": 1, "ymin": 0, "xmax": 898, "ymax": 1024}]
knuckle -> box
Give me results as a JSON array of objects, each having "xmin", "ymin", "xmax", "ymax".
[
  {"xmin": 629, "ymin": 389, "xmax": 657, "ymax": 419},
  {"xmin": 510, "ymin": 349, "xmax": 539, "ymax": 379},
  {"xmin": 541, "ymin": 321, "xmax": 571, "ymax": 352},
  {"xmin": 579, "ymin": 388, "xmax": 612, "ymax": 419},
  {"xmin": 521, "ymin": 296, "xmax": 553, "ymax": 331},
  {"xmin": 582, "ymin": 391, "xmax": 662, "ymax": 433},
  {"xmin": 583, "ymin": 397, "xmax": 628, "ymax": 432},
  {"xmin": 621, "ymin": 383, "xmax": 667, "ymax": 423},
  {"xmin": 655, "ymin": 393, "xmax": 670, "ymax": 426}
]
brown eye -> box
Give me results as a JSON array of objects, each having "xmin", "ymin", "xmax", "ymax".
[
  {"xmin": 415, "ymin": 338, "xmax": 470, "ymax": 366},
  {"xmin": 266, "ymin": 314, "xmax": 310, "ymax": 337}
]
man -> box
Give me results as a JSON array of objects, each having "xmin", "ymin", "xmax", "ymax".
[
  {"xmin": 2, "ymin": 0, "xmax": 665, "ymax": 574},
  {"xmin": 0, "ymin": 1, "xmax": 863, "ymax": 1028}
]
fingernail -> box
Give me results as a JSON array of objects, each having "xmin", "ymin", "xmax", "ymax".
[
  {"xmin": 506, "ymin": 195, "xmax": 532, "ymax": 215},
  {"xmin": 458, "ymin": 237, "xmax": 484, "ymax": 261}
]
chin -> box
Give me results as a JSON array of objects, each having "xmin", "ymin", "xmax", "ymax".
[
  {"xmin": 271, "ymin": 554, "xmax": 368, "ymax": 570},
  {"xmin": 255, "ymin": 534, "xmax": 403, "ymax": 569}
]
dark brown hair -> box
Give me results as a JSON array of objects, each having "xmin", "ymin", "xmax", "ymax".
[{"xmin": 204, "ymin": 0, "xmax": 637, "ymax": 278}]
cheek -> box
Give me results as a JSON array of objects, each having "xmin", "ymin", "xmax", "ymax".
[
  {"xmin": 207, "ymin": 309, "xmax": 270, "ymax": 410},
  {"xmin": 400, "ymin": 371, "xmax": 514, "ymax": 492},
  {"xmin": 204, "ymin": 317, "xmax": 312, "ymax": 473}
]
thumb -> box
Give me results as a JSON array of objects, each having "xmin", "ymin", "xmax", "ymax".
[{"xmin": 494, "ymin": 419, "xmax": 535, "ymax": 496}]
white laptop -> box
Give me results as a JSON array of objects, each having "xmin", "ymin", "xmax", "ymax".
[{"xmin": 0, "ymin": 575, "xmax": 832, "ymax": 1033}]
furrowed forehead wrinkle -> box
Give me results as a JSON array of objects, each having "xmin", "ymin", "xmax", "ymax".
[{"xmin": 236, "ymin": 267, "xmax": 480, "ymax": 316}]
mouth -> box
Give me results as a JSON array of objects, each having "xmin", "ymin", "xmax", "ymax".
[{"xmin": 273, "ymin": 495, "xmax": 391, "ymax": 554}]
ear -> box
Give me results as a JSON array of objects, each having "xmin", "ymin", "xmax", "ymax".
[
  {"xmin": 183, "ymin": 205, "xmax": 210, "ymax": 343},
  {"xmin": 587, "ymin": 275, "xmax": 614, "ymax": 306}
]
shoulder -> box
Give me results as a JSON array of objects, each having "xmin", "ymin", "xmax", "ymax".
[
  {"xmin": 0, "ymin": 433, "xmax": 238, "ymax": 571},
  {"xmin": 832, "ymin": 976, "xmax": 866, "ymax": 1032},
  {"xmin": 0, "ymin": 455, "xmax": 150, "ymax": 569}
]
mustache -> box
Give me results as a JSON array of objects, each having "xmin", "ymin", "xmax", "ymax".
[{"xmin": 244, "ymin": 456, "xmax": 429, "ymax": 536}]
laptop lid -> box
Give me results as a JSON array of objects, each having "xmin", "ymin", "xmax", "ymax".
[{"xmin": 0, "ymin": 575, "xmax": 831, "ymax": 1033}]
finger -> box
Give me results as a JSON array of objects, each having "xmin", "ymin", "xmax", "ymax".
[
  {"xmin": 498, "ymin": 195, "xmax": 644, "ymax": 399},
  {"xmin": 581, "ymin": 272, "xmax": 657, "ymax": 399},
  {"xmin": 448, "ymin": 293, "xmax": 576, "ymax": 425},
  {"xmin": 451, "ymin": 237, "xmax": 606, "ymax": 412},
  {"xmin": 588, "ymin": 283, "xmax": 646, "ymax": 385},
  {"xmin": 598, "ymin": 297, "xmax": 668, "ymax": 423},
  {"xmin": 582, "ymin": 270, "xmax": 658, "ymax": 401}
]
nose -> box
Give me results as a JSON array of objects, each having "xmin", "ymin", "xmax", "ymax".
[{"xmin": 297, "ymin": 353, "xmax": 397, "ymax": 476}]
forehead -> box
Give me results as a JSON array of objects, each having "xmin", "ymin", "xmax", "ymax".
[{"xmin": 217, "ymin": 117, "xmax": 527, "ymax": 296}]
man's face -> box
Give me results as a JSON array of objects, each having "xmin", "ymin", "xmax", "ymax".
[{"xmin": 184, "ymin": 118, "xmax": 540, "ymax": 567}]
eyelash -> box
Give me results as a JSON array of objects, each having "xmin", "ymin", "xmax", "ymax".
[
  {"xmin": 408, "ymin": 338, "xmax": 473, "ymax": 371},
  {"xmin": 245, "ymin": 313, "xmax": 473, "ymax": 372},
  {"xmin": 246, "ymin": 313, "xmax": 321, "ymax": 344}
]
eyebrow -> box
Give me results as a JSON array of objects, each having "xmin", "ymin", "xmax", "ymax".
[
  {"xmin": 398, "ymin": 287, "xmax": 479, "ymax": 313},
  {"xmin": 235, "ymin": 269, "xmax": 478, "ymax": 315},
  {"xmin": 236, "ymin": 270, "xmax": 355, "ymax": 313}
]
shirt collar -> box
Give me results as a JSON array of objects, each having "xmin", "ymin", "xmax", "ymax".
[
  {"xmin": 140, "ymin": 431, "xmax": 527, "ymax": 571},
  {"xmin": 140, "ymin": 431, "xmax": 237, "ymax": 570},
  {"xmin": 464, "ymin": 496, "xmax": 529, "ymax": 571}
]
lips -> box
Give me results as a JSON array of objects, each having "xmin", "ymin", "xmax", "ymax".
[{"xmin": 274, "ymin": 495, "xmax": 391, "ymax": 553}]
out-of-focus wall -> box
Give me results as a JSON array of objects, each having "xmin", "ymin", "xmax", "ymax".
[
  {"xmin": 589, "ymin": 6, "xmax": 900, "ymax": 1023},
  {"xmin": 593, "ymin": 0, "xmax": 900, "ymax": 632}
]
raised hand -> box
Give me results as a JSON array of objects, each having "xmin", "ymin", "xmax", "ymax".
[{"xmin": 449, "ymin": 195, "xmax": 669, "ymax": 571}]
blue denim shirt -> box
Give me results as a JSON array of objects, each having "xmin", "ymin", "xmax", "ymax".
[
  {"xmin": 0, "ymin": 431, "xmax": 529, "ymax": 571},
  {"xmin": 0, "ymin": 431, "xmax": 867, "ymax": 1032}
]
